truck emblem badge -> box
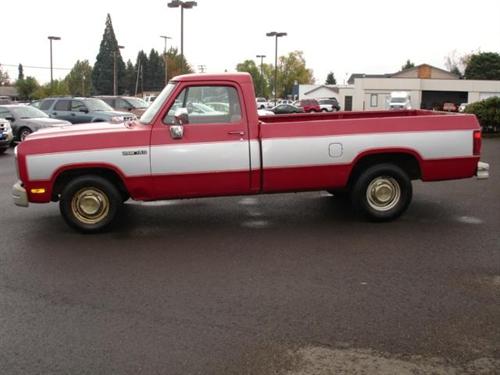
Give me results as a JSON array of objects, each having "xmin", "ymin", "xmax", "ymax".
[{"xmin": 122, "ymin": 150, "xmax": 148, "ymax": 156}]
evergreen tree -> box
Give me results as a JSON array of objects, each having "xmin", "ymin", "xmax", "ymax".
[
  {"xmin": 139, "ymin": 49, "xmax": 165, "ymax": 92},
  {"xmin": 92, "ymin": 14, "xmax": 125, "ymax": 94},
  {"xmin": 18, "ymin": 64, "xmax": 24, "ymax": 81},
  {"xmin": 325, "ymin": 72, "xmax": 336, "ymax": 85},
  {"xmin": 401, "ymin": 59, "xmax": 415, "ymax": 70},
  {"xmin": 464, "ymin": 52, "xmax": 500, "ymax": 80},
  {"xmin": 123, "ymin": 60, "xmax": 137, "ymax": 95}
]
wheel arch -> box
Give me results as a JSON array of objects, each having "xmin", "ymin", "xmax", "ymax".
[
  {"xmin": 348, "ymin": 149, "xmax": 423, "ymax": 187},
  {"xmin": 51, "ymin": 165, "xmax": 130, "ymax": 202}
]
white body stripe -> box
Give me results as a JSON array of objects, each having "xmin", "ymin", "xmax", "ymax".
[
  {"xmin": 26, "ymin": 148, "xmax": 150, "ymax": 181},
  {"xmin": 150, "ymin": 141, "xmax": 250, "ymax": 175},
  {"xmin": 262, "ymin": 130, "xmax": 473, "ymax": 168},
  {"xmin": 249, "ymin": 140, "xmax": 261, "ymax": 171},
  {"xmin": 26, "ymin": 130, "xmax": 473, "ymax": 181}
]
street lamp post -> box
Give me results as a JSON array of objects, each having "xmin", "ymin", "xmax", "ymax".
[
  {"xmin": 47, "ymin": 36, "xmax": 61, "ymax": 90},
  {"xmin": 266, "ymin": 31, "xmax": 287, "ymax": 104},
  {"xmin": 167, "ymin": 0, "xmax": 197, "ymax": 73},
  {"xmin": 113, "ymin": 45, "xmax": 124, "ymax": 95},
  {"xmin": 256, "ymin": 54, "xmax": 266, "ymax": 97},
  {"xmin": 160, "ymin": 35, "xmax": 172, "ymax": 85}
]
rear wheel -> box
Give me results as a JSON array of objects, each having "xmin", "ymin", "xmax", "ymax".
[
  {"xmin": 351, "ymin": 163, "xmax": 412, "ymax": 221},
  {"xmin": 59, "ymin": 175, "xmax": 122, "ymax": 233}
]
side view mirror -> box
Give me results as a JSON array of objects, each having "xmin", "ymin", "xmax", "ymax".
[
  {"xmin": 5, "ymin": 116, "xmax": 15, "ymax": 122},
  {"xmin": 170, "ymin": 108, "xmax": 188, "ymax": 139},
  {"xmin": 79, "ymin": 107, "xmax": 89, "ymax": 113}
]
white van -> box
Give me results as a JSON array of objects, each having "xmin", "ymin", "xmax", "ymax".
[{"xmin": 387, "ymin": 92, "xmax": 412, "ymax": 110}]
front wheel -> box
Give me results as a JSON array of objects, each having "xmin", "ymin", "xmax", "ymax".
[
  {"xmin": 19, "ymin": 127, "xmax": 32, "ymax": 142},
  {"xmin": 351, "ymin": 164, "xmax": 412, "ymax": 221},
  {"xmin": 59, "ymin": 175, "xmax": 122, "ymax": 233}
]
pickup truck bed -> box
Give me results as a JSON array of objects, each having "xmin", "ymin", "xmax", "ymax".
[{"xmin": 12, "ymin": 73, "xmax": 488, "ymax": 233}]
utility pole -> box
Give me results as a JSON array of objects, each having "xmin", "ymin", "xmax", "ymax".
[
  {"xmin": 167, "ymin": 1, "xmax": 197, "ymax": 73},
  {"xmin": 48, "ymin": 36, "xmax": 61, "ymax": 90},
  {"xmin": 266, "ymin": 31, "xmax": 287, "ymax": 104},
  {"xmin": 160, "ymin": 35, "xmax": 172, "ymax": 85},
  {"xmin": 256, "ymin": 54, "xmax": 266, "ymax": 97}
]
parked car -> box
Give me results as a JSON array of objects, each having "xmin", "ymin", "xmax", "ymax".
[
  {"xmin": 34, "ymin": 97, "xmax": 135, "ymax": 124},
  {"xmin": 143, "ymin": 95, "xmax": 157, "ymax": 107},
  {"xmin": 0, "ymin": 117, "xmax": 13, "ymax": 153},
  {"xmin": 387, "ymin": 92, "xmax": 412, "ymax": 110},
  {"xmin": 270, "ymin": 104, "xmax": 305, "ymax": 114},
  {"xmin": 318, "ymin": 98, "xmax": 341, "ymax": 112},
  {"xmin": 442, "ymin": 102, "xmax": 458, "ymax": 112},
  {"xmin": 95, "ymin": 96, "xmax": 148, "ymax": 117},
  {"xmin": 296, "ymin": 98, "xmax": 321, "ymax": 113},
  {"xmin": 277, "ymin": 99, "xmax": 295, "ymax": 105},
  {"xmin": 257, "ymin": 109, "xmax": 275, "ymax": 116},
  {"xmin": 256, "ymin": 97, "xmax": 269, "ymax": 109},
  {"xmin": 0, "ymin": 104, "xmax": 72, "ymax": 142}
]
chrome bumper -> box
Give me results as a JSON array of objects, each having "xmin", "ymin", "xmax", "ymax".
[
  {"xmin": 476, "ymin": 161, "xmax": 489, "ymax": 180},
  {"xmin": 12, "ymin": 180, "xmax": 29, "ymax": 207}
]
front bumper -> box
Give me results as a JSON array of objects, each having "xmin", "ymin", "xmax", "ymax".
[
  {"xmin": 12, "ymin": 180, "xmax": 29, "ymax": 207},
  {"xmin": 476, "ymin": 161, "xmax": 489, "ymax": 180},
  {"xmin": 0, "ymin": 130, "xmax": 13, "ymax": 147}
]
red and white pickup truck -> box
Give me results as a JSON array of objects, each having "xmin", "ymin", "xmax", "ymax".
[{"xmin": 12, "ymin": 73, "xmax": 489, "ymax": 233}]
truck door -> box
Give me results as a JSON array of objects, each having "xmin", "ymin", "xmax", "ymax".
[{"xmin": 150, "ymin": 84, "xmax": 251, "ymax": 199}]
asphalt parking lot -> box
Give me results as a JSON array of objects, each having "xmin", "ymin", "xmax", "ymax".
[{"xmin": 0, "ymin": 139, "xmax": 499, "ymax": 374}]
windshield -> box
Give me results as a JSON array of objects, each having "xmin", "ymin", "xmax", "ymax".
[
  {"xmin": 11, "ymin": 106, "xmax": 49, "ymax": 119},
  {"xmin": 126, "ymin": 97, "xmax": 147, "ymax": 108},
  {"xmin": 391, "ymin": 97, "xmax": 407, "ymax": 103},
  {"xmin": 84, "ymin": 98, "xmax": 114, "ymax": 111},
  {"xmin": 140, "ymin": 83, "xmax": 177, "ymax": 124}
]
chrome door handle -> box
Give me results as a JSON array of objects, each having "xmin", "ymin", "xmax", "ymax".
[{"xmin": 227, "ymin": 131, "xmax": 245, "ymax": 136}]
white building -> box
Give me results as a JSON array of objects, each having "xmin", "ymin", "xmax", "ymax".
[{"xmin": 300, "ymin": 64, "xmax": 500, "ymax": 111}]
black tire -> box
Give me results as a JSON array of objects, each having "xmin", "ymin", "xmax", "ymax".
[
  {"xmin": 351, "ymin": 163, "xmax": 412, "ymax": 221},
  {"xmin": 59, "ymin": 175, "xmax": 122, "ymax": 233},
  {"xmin": 18, "ymin": 127, "xmax": 32, "ymax": 142}
]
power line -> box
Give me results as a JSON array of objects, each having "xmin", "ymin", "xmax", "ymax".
[{"xmin": 0, "ymin": 63, "xmax": 71, "ymax": 71}]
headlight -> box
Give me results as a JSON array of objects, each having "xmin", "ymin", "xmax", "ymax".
[
  {"xmin": 110, "ymin": 116, "xmax": 125, "ymax": 123},
  {"xmin": 3, "ymin": 122, "xmax": 11, "ymax": 131}
]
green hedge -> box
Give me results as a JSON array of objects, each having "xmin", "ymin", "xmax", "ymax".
[{"xmin": 464, "ymin": 96, "xmax": 500, "ymax": 132}]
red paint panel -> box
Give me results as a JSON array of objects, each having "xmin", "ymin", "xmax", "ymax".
[
  {"xmin": 260, "ymin": 112, "xmax": 479, "ymax": 139},
  {"xmin": 149, "ymin": 170, "xmax": 252, "ymax": 200},
  {"xmin": 421, "ymin": 157, "xmax": 479, "ymax": 181},
  {"xmin": 18, "ymin": 123, "xmax": 152, "ymax": 155},
  {"xmin": 263, "ymin": 164, "xmax": 352, "ymax": 193}
]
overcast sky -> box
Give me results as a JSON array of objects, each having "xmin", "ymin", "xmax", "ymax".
[{"xmin": 2, "ymin": 0, "xmax": 499, "ymax": 85}]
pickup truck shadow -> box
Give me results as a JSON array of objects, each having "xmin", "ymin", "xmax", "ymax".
[{"xmin": 112, "ymin": 194, "xmax": 358, "ymax": 235}]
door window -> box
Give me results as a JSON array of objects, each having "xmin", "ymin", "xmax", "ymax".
[
  {"xmin": 40, "ymin": 99, "xmax": 55, "ymax": 110},
  {"xmin": 71, "ymin": 100, "xmax": 88, "ymax": 112},
  {"xmin": 54, "ymin": 100, "xmax": 71, "ymax": 111},
  {"xmin": 164, "ymin": 86, "xmax": 241, "ymax": 125}
]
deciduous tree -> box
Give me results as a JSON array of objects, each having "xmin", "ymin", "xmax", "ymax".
[
  {"xmin": 16, "ymin": 76, "xmax": 39, "ymax": 100},
  {"xmin": 278, "ymin": 51, "xmax": 315, "ymax": 98},
  {"xmin": 65, "ymin": 60, "xmax": 93, "ymax": 96}
]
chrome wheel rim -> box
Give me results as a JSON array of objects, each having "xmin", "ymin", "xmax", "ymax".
[
  {"xmin": 71, "ymin": 188, "xmax": 110, "ymax": 225},
  {"xmin": 366, "ymin": 176, "xmax": 401, "ymax": 212}
]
